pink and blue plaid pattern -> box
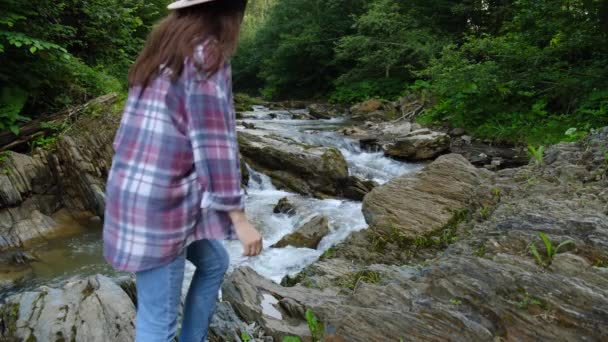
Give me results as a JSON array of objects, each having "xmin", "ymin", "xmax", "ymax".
[{"xmin": 103, "ymin": 51, "xmax": 243, "ymax": 272}]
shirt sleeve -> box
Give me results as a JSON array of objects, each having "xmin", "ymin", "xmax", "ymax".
[{"xmin": 185, "ymin": 62, "xmax": 245, "ymax": 212}]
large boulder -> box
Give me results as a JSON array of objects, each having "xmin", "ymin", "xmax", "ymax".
[
  {"xmin": 362, "ymin": 154, "xmax": 485, "ymax": 237},
  {"xmin": 238, "ymin": 131, "xmax": 349, "ymax": 198},
  {"xmin": 272, "ymin": 215, "xmax": 330, "ymax": 249},
  {"xmin": 0, "ymin": 275, "xmax": 136, "ymax": 342},
  {"xmin": 383, "ymin": 129, "xmax": 451, "ymax": 160}
]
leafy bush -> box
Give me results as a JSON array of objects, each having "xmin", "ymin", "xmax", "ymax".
[
  {"xmin": 0, "ymin": 0, "xmax": 167, "ymax": 135},
  {"xmin": 330, "ymin": 78, "xmax": 406, "ymax": 104}
]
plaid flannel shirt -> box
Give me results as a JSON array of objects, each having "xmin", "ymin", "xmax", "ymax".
[{"xmin": 103, "ymin": 47, "xmax": 243, "ymax": 272}]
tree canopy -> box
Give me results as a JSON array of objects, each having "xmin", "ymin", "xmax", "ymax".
[
  {"xmin": 234, "ymin": 0, "xmax": 608, "ymax": 143},
  {"xmin": 1, "ymin": 0, "xmax": 606, "ymax": 144},
  {"xmin": 0, "ymin": 0, "xmax": 169, "ymax": 134}
]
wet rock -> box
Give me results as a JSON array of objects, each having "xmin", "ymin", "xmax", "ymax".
[
  {"xmin": 238, "ymin": 131, "xmax": 349, "ymax": 198},
  {"xmin": 0, "ymin": 275, "xmax": 135, "ymax": 342},
  {"xmin": 240, "ymin": 156, "xmax": 250, "ymax": 187},
  {"xmin": 349, "ymin": 100, "xmax": 395, "ymax": 122},
  {"xmin": 449, "ymin": 127, "xmax": 466, "ymax": 136},
  {"xmin": 209, "ymin": 301, "xmax": 260, "ymax": 342},
  {"xmin": 363, "ymin": 154, "xmax": 485, "ymax": 237},
  {"xmin": 383, "ymin": 130, "xmax": 451, "ymax": 160},
  {"xmin": 450, "ymin": 137, "xmax": 528, "ymax": 169},
  {"xmin": 380, "ymin": 121, "xmax": 412, "ymax": 136},
  {"xmin": 273, "ymin": 197, "xmax": 297, "ymax": 216},
  {"xmin": 350, "ymin": 99, "xmax": 382, "ymax": 115},
  {"xmin": 339, "ymin": 176, "xmax": 378, "ymax": 201},
  {"xmin": 241, "ymin": 122, "xmax": 256, "ymax": 129},
  {"xmin": 272, "ymin": 215, "xmax": 330, "ymax": 249},
  {"xmin": 307, "ymin": 104, "xmax": 342, "ymax": 120},
  {"xmin": 339, "ymin": 126, "xmax": 369, "ymax": 139}
]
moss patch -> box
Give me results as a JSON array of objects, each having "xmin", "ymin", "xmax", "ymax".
[{"xmin": 335, "ymin": 270, "xmax": 382, "ymax": 291}]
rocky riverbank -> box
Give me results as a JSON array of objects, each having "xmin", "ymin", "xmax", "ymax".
[{"xmin": 219, "ymin": 127, "xmax": 608, "ymax": 341}]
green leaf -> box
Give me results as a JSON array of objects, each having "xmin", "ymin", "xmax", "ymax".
[
  {"xmin": 282, "ymin": 337, "xmax": 302, "ymax": 342},
  {"xmin": 528, "ymin": 244, "xmax": 543, "ymax": 266},
  {"xmin": 9, "ymin": 125, "xmax": 20, "ymax": 136},
  {"xmin": 241, "ymin": 332, "xmax": 252, "ymax": 342},
  {"xmin": 539, "ymin": 232, "xmax": 553, "ymax": 258},
  {"xmin": 555, "ymin": 240, "xmax": 575, "ymax": 254},
  {"xmin": 29, "ymin": 46, "xmax": 37, "ymax": 54}
]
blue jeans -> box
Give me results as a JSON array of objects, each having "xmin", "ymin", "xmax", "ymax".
[{"xmin": 135, "ymin": 239, "xmax": 229, "ymax": 342}]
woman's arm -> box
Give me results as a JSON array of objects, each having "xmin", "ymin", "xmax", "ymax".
[{"xmin": 186, "ymin": 61, "xmax": 262, "ymax": 256}]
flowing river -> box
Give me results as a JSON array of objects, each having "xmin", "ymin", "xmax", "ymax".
[{"xmin": 3, "ymin": 106, "xmax": 423, "ymax": 298}]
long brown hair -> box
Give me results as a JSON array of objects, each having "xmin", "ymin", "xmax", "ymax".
[{"xmin": 128, "ymin": 0, "xmax": 247, "ymax": 88}]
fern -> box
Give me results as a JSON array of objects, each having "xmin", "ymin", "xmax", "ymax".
[{"xmin": 527, "ymin": 145, "xmax": 545, "ymax": 166}]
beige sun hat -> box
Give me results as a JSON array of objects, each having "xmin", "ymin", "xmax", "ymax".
[{"xmin": 167, "ymin": 0, "xmax": 217, "ymax": 10}]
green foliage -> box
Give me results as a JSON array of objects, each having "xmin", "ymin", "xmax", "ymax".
[
  {"xmin": 527, "ymin": 145, "xmax": 545, "ymax": 166},
  {"xmin": 417, "ymin": 0, "xmax": 608, "ymax": 144},
  {"xmin": 0, "ymin": 0, "xmax": 167, "ymax": 132},
  {"xmin": 305, "ymin": 309, "xmax": 324, "ymax": 342},
  {"xmin": 528, "ymin": 232, "xmax": 575, "ymax": 267},
  {"xmin": 279, "ymin": 310, "xmax": 323, "ymax": 342},
  {"xmin": 0, "ymin": 87, "xmax": 30, "ymax": 135},
  {"xmin": 329, "ymin": 79, "xmax": 406, "ymax": 104},
  {"xmin": 282, "ymin": 337, "xmax": 301, "ymax": 342},
  {"xmin": 450, "ymin": 298, "xmax": 462, "ymax": 305},
  {"xmin": 320, "ymin": 246, "xmax": 336, "ymax": 260},
  {"xmin": 516, "ymin": 290, "xmax": 543, "ymax": 310},
  {"xmin": 241, "ymin": 331, "xmax": 252, "ymax": 342},
  {"xmin": 475, "ymin": 243, "xmax": 486, "ymax": 258}
]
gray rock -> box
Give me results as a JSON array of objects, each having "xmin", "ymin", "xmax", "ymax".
[
  {"xmin": 0, "ymin": 275, "xmax": 136, "ymax": 342},
  {"xmin": 209, "ymin": 301, "xmax": 254, "ymax": 342},
  {"xmin": 383, "ymin": 130, "xmax": 451, "ymax": 160},
  {"xmin": 272, "ymin": 215, "xmax": 330, "ymax": 249},
  {"xmin": 222, "ymin": 267, "xmax": 341, "ymax": 341},
  {"xmin": 273, "ymin": 197, "xmax": 297, "ymax": 216},
  {"xmin": 307, "ymin": 103, "xmax": 341, "ymax": 119},
  {"xmin": 450, "ymin": 127, "xmax": 466, "ymax": 136},
  {"xmin": 340, "ymin": 176, "xmax": 378, "ymax": 201},
  {"xmin": 238, "ymin": 131, "xmax": 349, "ymax": 198}
]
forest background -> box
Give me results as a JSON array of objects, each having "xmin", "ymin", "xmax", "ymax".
[{"xmin": 1, "ymin": 0, "xmax": 607, "ymax": 144}]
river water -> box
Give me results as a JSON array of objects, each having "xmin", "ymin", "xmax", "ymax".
[{"xmin": 3, "ymin": 106, "xmax": 422, "ymax": 297}]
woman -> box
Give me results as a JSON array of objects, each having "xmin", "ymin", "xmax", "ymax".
[{"xmin": 103, "ymin": 0, "xmax": 262, "ymax": 341}]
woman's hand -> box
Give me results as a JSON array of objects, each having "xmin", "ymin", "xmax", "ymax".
[{"xmin": 229, "ymin": 211, "xmax": 263, "ymax": 256}]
